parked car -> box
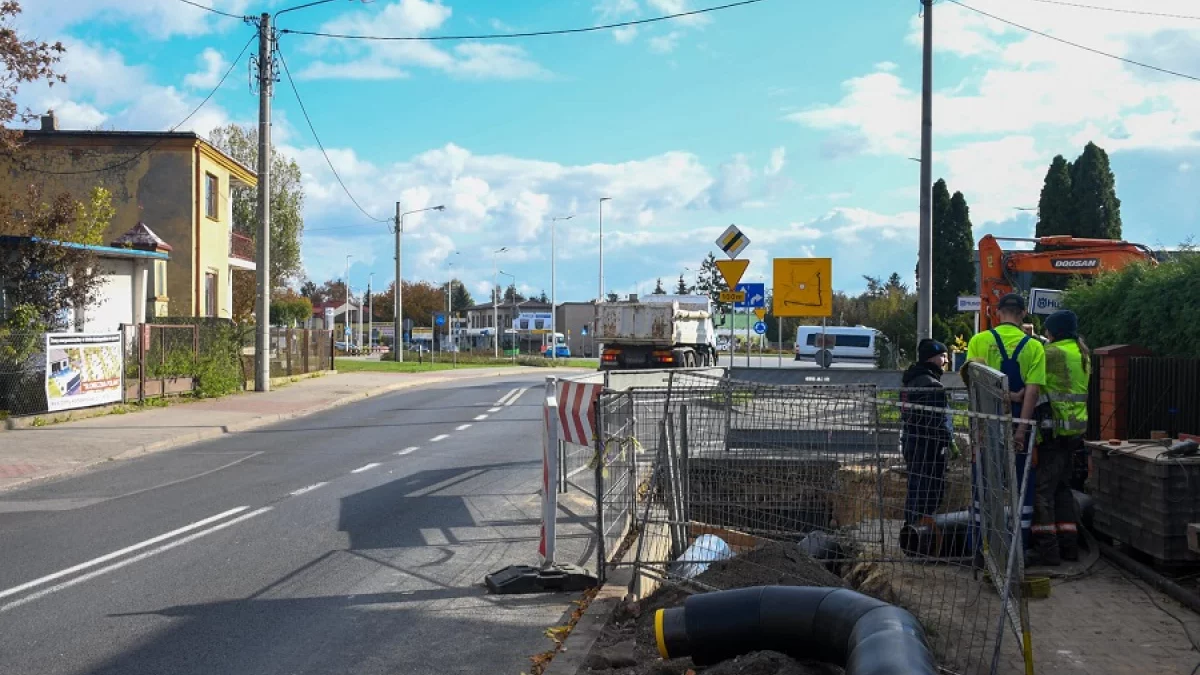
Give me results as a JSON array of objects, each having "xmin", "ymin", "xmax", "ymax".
[{"xmin": 542, "ymin": 344, "xmax": 571, "ymax": 358}]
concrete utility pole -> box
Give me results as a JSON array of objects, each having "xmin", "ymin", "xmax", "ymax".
[
  {"xmin": 599, "ymin": 197, "xmax": 611, "ymax": 302},
  {"xmin": 492, "ymin": 248, "xmax": 507, "ymax": 358},
  {"xmin": 253, "ymin": 12, "xmax": 273, "ymax": 392},
  {"xmin": 393, "ymin": 204, "xmax": 445, "ymax": 362},
  {"xmin": 367, "ymin": 273, "xmax": 373, "ymax": 352},
  {"xmin": 917, "ymin": 0, "xmax": 934, "ymax": 340},
  {"xmin": 344, "ymin": 254, "xmax": 352, "ymax": 347}
]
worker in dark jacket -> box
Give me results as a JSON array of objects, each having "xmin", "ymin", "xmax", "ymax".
[{"xmin": 901, "ymin": 339, "xmax": 953, "ymax": 527}]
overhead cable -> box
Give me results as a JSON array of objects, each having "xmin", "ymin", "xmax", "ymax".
[
  {"xmin": 278, "ymin": 0, "xmax": 768, "ymax": 41},
  {"xmin": 947, "ymin": 0, "xmax": 1200, "ymax": 83},
  {"xmin": 174, "ymin": 0, "xmax": 250, "ymax": 20},
  {"xmin": 274, "ymin": 42, "xmax": 391, "ymax": 223},
  {"xmin": 1025, "ymin": 0, "xmax": 1200, "ymax": 21}
]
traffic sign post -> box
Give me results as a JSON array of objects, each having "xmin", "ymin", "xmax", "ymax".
[
  {"xmin": 753, "ymin": 321, "xmax": 767, "ymax": 335},
  {"xmin": 719, "ymin": 290, "xmax": 746, "ymax": 304},
  {"xmin": 754, "ymin": 308, "xmax": 767, "ymax": 321},
  {"xmin": 773, "ymin": 258, "xmax": 833, "ymax": 318},
  {"xmin": 734, "ymin": 283, "xmax": 766, "ymax": 309},
  {"xmin": 715, "ymin": 259, "xmax": 750, "ymax": 289},
  {"xmin": 716, "ymin": 225, "xmax": 750, "ymax": 259}
]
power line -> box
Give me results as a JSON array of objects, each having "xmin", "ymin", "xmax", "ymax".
[
  {"xmin": 16, "ymin": 31, "xmax": 256, "ymax": 176},
  {"xmin": 947, "ymin": 0, "xmax": 1200, "ymax": 83},
  {"xmin": 1024, "ymin": 0, "xmax": 1200, "ymax": 21},
  {"xmin": 174, "ymin": 0, "xmax": 249, "ymax": 20},
  {"xmin": 274, "ymin": 42, "xmax": 390, "ymax": 224},
  {"xmin": 279, "ymin": 0, "xmax": 768, "ymax": 41}
]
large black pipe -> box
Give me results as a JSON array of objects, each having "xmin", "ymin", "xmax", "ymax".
[{"xmin": 655, "ymin": 586, "xmax": 936, "ymax": 675}]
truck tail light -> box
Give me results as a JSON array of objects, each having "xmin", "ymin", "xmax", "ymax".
[
  {"xmin": 602, "ymin": 349, "xmax": 621, "ymax": 363},
  {"xmin": 652, "ymin": 350, "xmax": 674, "ymax": 364}
]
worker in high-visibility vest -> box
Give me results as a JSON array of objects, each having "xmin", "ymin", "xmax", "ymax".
[{"xmin": 1030, "ymin": 310, "xmax": 1090, "ymax": 565}]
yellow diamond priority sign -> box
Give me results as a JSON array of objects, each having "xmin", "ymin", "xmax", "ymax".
[{"xmin": 715, "ymin": 224, "xmax": 750, "ymax": 259}]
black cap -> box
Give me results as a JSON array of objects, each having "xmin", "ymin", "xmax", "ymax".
[
  {"xmin": 997, "ymin": 293, "xmax": 1026, "ymax": 312},
  {"xmin": 918, "ymin": 339, "xmax": 948, "ymax": 363}
]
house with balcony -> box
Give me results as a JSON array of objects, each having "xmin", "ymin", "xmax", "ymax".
[{"xmin": 0, "ymin": 111, "xmax": 258, "ymax": 320}]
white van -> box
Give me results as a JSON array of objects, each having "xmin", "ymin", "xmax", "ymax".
[{"xmin": 794, "ymin": 325, "xmax": 879, "ymax": 367}]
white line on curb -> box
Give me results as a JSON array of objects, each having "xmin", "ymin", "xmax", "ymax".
[
  {"xmin": 0, "ymin": 506, "xmax": 250, "ymax": 602},
  {"xmin": 397, "ymin": 447, "xmax": 418, "ymax": 455},
  {"xmin": 430, "ymin": 434, "xmax": 449, "ymax": 443},
  {"xmin": 351, "ymin": 463, "xmax": 381, "ymax": 474},
  {"xmin": 290, "ymin": 482, "xmax": 327, "ymax": 496},
  {"xmin": 0, "ymin": 507, "xmax": 272, "ymax": 612}
]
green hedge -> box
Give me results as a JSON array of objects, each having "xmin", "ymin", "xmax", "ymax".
[
  {"xmin": 1062, "ymin": 254, "xmax": 1200, "ymax": 357},
  {"xmin": 141, "ymin": 318, "xmax": 248, "ymax": 398}
]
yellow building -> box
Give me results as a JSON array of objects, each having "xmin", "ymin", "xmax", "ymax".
[{"xmin": 0, "ymin": 112, "xmax": 258, "ymax": 319}]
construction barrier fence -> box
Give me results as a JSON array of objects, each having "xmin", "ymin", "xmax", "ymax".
[{"xmin": 542, "ymin": 365, "xmax": 1035, "ymax": 675}]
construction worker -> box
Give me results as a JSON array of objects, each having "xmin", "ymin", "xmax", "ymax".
[
  {"xmin": 1031, "ymin": 310, "xmax": 1089, "ymax": 564},
  {"xmin": 965, "ymin": 293, "xmax": 1047, "ymax": 553},
  {"xmin": 900, "ymin": 339, "xmax": 953, "ymax": 528}
]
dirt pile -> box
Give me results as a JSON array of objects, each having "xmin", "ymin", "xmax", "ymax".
[{"xmin": 584, "ymin": 543, "xmax": 847, "ymax": 675}]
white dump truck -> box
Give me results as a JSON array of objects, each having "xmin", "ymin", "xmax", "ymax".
[{"xmin": 596, "ymin": 294, "xmax": 719, "ymax": 369}]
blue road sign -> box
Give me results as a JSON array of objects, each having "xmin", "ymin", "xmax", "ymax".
[
  {"xmin": 581, "ymin": 326, "xmax": 588, "ymax": 336},
  {"xmin": 753, "ymin": 321, "xmax": 768, "ymax": 335},
  {"xmin": 734, "ymin": 283, "xmax": 766, "ymax": 309},
  {"xmin": 434, "ymin": 313, "xmax": 446, "ymax": 326}
]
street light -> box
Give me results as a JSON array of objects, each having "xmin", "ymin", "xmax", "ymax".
[
  {"xmin": 599, "ymin": 197, "xmax": 611, "ymax": 302},
  {"xmin": 550, "ymin": 215, "xmax": 574, "ymax": 361},
  {"xmin": 344, "ymin": 254, "xmax": 352, "ymax": 348},
  {"xmin": 393, "ymin": 204, "xmax": 446, "ymax": 362},
  {"xmin": 498, "ymin": 269, "xmax": 515, "ymax": 359},
  {"xmin": 446, "ymin": 251, "xmax": 460, "ymax": 357},
  {"xmin": 367, "ymin": 272, "xmax": 374, "ymax": 353},
  {"xmin": 492, "ymin": 247, "xmax": 509, "ymax": 358}
]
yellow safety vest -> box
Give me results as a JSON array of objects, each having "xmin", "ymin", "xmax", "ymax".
[{"xmin": 1041, "ymin": 338, "xmax": 1089, "ymax": 437}]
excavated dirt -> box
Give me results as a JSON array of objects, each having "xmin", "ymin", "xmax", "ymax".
[{"xmin": 584, "ymin": 544, "xmax": 847, "ymax": 675}]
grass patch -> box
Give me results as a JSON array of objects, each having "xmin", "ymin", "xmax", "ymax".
[{"xmin": 338, "ymin": 356, "xmax": 597, "ymax": 373}]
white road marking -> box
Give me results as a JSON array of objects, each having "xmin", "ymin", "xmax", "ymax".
[
  {"xmin": 496, "ymin": 388, "xmax": 520, "ymax": 406},
  {"xmin": 397, "ymin": 447, "xmax": 418, "ymax": 456},
  {"xmin": 456, "ymin": 424, "xmax": 471, "ymax": 431},
  {"xmin": 0, "ymin": 506, "xmax": 250, "ymax": 602},
  {"xmin": 488, "ymin": 407, "xmax": 502, "ymax": 413},
  {"xmin": 289, "ymin": 482, "xmax": 327, "ymax": 496},
  {"xmin": 504, "ymin": 387, "xmax": 529, "ymax": 407},
  {"xmin": 351, "ymin": 463, "xmax": 381, "ymax": 474},
  {"xmin": 474, "ymin": 414, "xmax": 488, "ymax": 421},
  {"xmin": 430, "ymin": 434, "xmax": 449, "ymax": 443},
  {"xmin": 0, "ymin": 507, "xmax": 272, "ymax": 613}
]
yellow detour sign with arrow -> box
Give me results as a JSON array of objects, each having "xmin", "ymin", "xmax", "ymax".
[
  {"xmin": 773, "ymin": 258, "xmax": 833, "ymax": 317},
  {"xmin": 715, "ymin": 259, "xmax": 749, "ymax": 289}
]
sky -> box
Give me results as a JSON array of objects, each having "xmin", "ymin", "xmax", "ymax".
[{"xmin": 15, "ymin": 0, "xmax": 1200, "ymax": 304}]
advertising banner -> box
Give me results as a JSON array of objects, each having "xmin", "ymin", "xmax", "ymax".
[
  {"xmin": 513, "ymin": 312, "xmax": 552, "ymax": 331},
  {"xmin": 45, "ymin": 332, "xmax": 123, "ymax": 412}
]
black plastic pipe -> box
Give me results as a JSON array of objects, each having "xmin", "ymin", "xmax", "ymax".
[{"xmin": 655, "ymin": 586, "xmax": 937, "ymax": 675}]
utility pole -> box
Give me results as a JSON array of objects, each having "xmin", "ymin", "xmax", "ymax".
[
  {"xmin": 492, "ymin": 248, "xmax": 507, "ymax": 358},
  {"xmin": 394, "ymin": 203, "xmax": 402, "ymax": 362},
  {"xmin": 344, "ymin": 254, "xmax": 352, "ymax": 348},
  {"xmin": 599, "ymin": 197, "xmax": 611, "ymax": 301},
  {"xmin": 550, "ymin": 215, "xmax": 574, "ymax": 362},
  {"xmin": 917, "ymin": 0, "xmax": 934, "ymax": 340},
  {"xmin": 253, "ymin": 12, "xmax": 273, "ymax": 392},
  {"xmin": 367, "ymin": 273, "xmax": 373, "ymax": 353}
]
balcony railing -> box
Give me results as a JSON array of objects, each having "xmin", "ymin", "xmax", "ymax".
[{"xmin": 230, "ymin": 232, "xmax": 254, "ymax": 261}]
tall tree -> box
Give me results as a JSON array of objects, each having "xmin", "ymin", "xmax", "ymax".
[
  {"xmin": 0, "ymin": 2, "xmax": 65, "ymax": 154},
  {"xmin": 927, "ymin": 179, "xmax": 953, "ymax": 315},
  {"xmin": 0, "ymin": 186, "xmax": 114, "ymax": 327},
  {"xmin": 694, "ymin": 252, "xmax": 731, "ymax": 316},
  {"xmin": 1035, "ymin": 155, "xmax": 1074, "ymax": 238},
  {"xmin": 449, "ymin": 279, "xmax": 473, "ymax": 311},
  {"xmin": 1070, "ymin": 141, "xmax": 1122, "ymax": 240},
  {"xmin": 536, "ymin": 290, "xmax": 550, "ymax": 303},
  {"xmin": 208, "ymin": 123, "xmax": 305, "ymax": 288},
  {"xmin": 675, "ymin": 274, "xmax": 690, "ymax": 295},
  {"xmin": 931, "ymin": 187, "xmax": 976, "ymax": 321},
  {"xmin": 653, "ymin": 278, "xmax": 667, "ymax": 294},
  {"xmin": 503, "ymin": 284, "xmax": 525, "ymax": 303}
]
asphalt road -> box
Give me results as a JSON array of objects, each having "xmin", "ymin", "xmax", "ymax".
[{"xmin": 0, "ymin": 374, "xmax": 592, "ymax": 675}]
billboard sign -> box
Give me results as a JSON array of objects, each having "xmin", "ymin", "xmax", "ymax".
[
  {"xmin": 45, "ymin": 332, "xmax": 123, "ymax": 412},
  {"xmin": 957, "ymin": 296, "xmax": 981, "ymax": 312},
  {"xmin": 1029, "ymin": 288, "xmax": 1064, "ymax": 316},
  {"xmin": 513, "ymin": 312, "xmax": 552, "ymax": 331}
]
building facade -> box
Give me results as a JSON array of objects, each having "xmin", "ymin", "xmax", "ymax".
[{"xmin": 0, "ymin": 112, "xmax": 257, "ymax": 321}]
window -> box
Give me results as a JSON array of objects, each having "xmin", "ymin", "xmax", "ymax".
[
  {"xmin": 153, "ymin": 260, "xmax": 167, "ymax": 297},
  {"xmin": 805, "ymin": 333, "xmax": 872, "ymax": 349},
  {"xmin": 204, "ymin": 272, "xmax": 217, "ymax": 317},
  {"xmin": 205, "ymin": 173, "xmax": 219, "ymax": 220}
]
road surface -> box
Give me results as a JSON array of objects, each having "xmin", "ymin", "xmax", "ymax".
[{"xmin": 0, "ymin": 375, "xmax": 590, "ymax": 675}]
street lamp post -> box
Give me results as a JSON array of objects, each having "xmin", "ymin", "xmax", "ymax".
[
  {"xmin": 344, "ymin": 254, "xmax": 352, "ymax": 349},
  {"xmin": 393, "ymin": 204, "xmax": 446, "ymax": 362},
  {"xmin": 599, "ymin": 197, "xmax": 611, "ymax": 302},
  {"xmin": 367, "ymin": 273, "xmax": 374, "ymax": 353},
  {"xmin": 492, "ymin": 247, "xmax": 508, "ymax": 358},
  {"xmin": 550, "ymin": 215, "xmax": 574, "ymax": 362},
  {"xmin": 498, "ymin": 270, "xmax": 515, "ymax": 359},
  {"xmin": 446, "ymin": 252, "xmax": 460, "ymax": 362}
]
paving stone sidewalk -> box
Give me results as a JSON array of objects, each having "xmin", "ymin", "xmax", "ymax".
[{"xmin": 0, "ymin": 368, "xmax": 541, "ymax": 493}]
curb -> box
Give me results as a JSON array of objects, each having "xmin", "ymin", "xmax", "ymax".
[
  {"xmin": 543, "ymin": 568, "xmax": 632, "ymax": 675},
  {"xmin": 0, "ymin": 367, "xmax": 553, "ymax": 493}
]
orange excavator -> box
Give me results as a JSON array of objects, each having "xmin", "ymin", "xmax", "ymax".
[{"xmin": 979, "ymin": 234, "xmax": 1157, "ymax": 329}]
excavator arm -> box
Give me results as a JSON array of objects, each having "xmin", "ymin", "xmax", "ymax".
[{"xmin": 979, "ymin": 234, "xmax": 1156, "ymax": 330}]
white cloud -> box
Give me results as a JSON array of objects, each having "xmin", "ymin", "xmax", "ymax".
[
  {"xmin": 183, "ymin": 48, "xmax": 229, "ymax": 89},
  {"xmin": 648, "ymin": 0, "xmax": 711, "ymax": 27},
  {"xmin": 764, "ymin": 146, "xmax": 786, "ymax": 176},
  {"xmin": 1182, "ymin": 162, "xmax": 1194, "ymax": 173},
  {"xmin": 299, "ymin": 61, "xmax": 409, "ymax": 81},
  {"xmin": 613, "ymin": 26, "xmax": 639, "ymax": 44},
  {"xmin": 17, "ymin": 0, "xmax": 252, "ymax": 39},
  {"xmin": 649, "ymin": 31, "xmax": 684, "ymax": 54},
  {"xmin": 706, "ymin": 154, "xmax": 754, "ymax": 210},
  {"xmin": 449, "ymin": 44, "xmax": 550, "ymax": 80},
  {"xmin": 594, "ymin": 0, "xmax": 641, "ymax": 20},
  {"xmin": 874, "ymin": 61, "xmax": 898, "ymax": 72}
]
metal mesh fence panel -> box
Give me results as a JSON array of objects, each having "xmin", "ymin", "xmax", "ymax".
[
  {"xmin": 593, "ymin": 367, "xmax": 1032, "ymax": 675},
  {"xmin": 0, "ymin": 332, "xmax": 48, "ymax": 416}
]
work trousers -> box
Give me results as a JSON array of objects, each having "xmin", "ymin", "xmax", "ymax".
[{"xmin": 1032, "ymin": 435, "xmax": 1083, "ymax": 561}]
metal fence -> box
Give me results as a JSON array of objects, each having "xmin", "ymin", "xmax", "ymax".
[
  {"xmin": 589, "ymin": 366, "xmax": 1033, "ymax": 675},
  {"xmin": 0, "ymin": 331, "xmax": 47, "ymax": 417},
  {"xmin": 268, "ymin": 327, "xmax": 334, "ymax": 378},
  {"xmin": 124, "ymin": 323, "xmax": 200, "ymax": 402},
  {"xmin": 1126, "ymin": 356, "xmax": 1200, "ymax": 439}
]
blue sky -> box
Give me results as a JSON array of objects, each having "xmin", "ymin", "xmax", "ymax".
[{"xmin": 17, "ymin": 0, "xmax": 1200, "ymax": 303}]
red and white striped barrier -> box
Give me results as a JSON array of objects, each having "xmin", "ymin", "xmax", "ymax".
[{"xmin": 538, "ymin": 376, "xmax": 603, "ymax": 566}]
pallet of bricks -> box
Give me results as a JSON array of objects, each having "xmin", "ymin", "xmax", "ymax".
[{"xmin": 589, "ymin": 366, "xmax": 1036, "ymax": 675}]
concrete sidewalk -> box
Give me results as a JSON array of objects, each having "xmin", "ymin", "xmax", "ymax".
[{"xmin": 0, "ymin": 367, "xmax": 552, "ymax": 493}]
